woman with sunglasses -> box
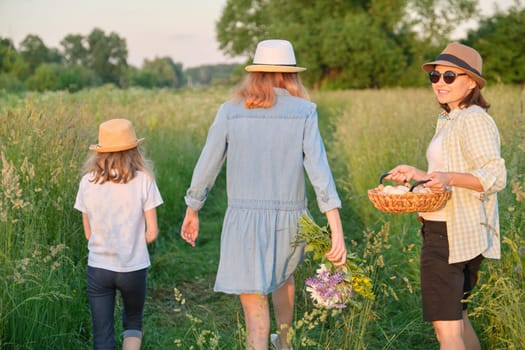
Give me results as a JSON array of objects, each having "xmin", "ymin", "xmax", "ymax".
[{"xmin": 386, "ymin": 43, "xmax": 506, "ymax": 350}]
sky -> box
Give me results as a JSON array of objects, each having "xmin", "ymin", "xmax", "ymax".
[{"xmin": 0, "ymin": 0, "xmax": 518, "ymax": 69}]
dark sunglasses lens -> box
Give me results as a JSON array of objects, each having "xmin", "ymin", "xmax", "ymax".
[
  {"xmin": 429, "ymin": 71, "xmax": 440, "ymax": 83},
  {"xmin": 429, "ymin": 70, "xmax": 459, "ymax": 84},
  {"xmin": 443, "ymin": 71, "xmax": 457, "ymax": 84}
]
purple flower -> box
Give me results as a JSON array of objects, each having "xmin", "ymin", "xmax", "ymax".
[{"xmin": 305, "ymin": 264, "xmax": 352, "ymax": 309}]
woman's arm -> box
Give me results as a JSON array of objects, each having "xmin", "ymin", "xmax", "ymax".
[
  {"xmin": 428, "ymin": 172, "xmax": 483, "ymax": 192},
  {"xmin": 387, "ymin": 165, "xmax": 483, "ymax": 193},
  {"xmin": 324, "ymin": 208, "xmax": 347, "ymax": 267}
]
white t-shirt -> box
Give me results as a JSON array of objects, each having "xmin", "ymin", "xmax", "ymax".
[
  {"xmin": 74, "ymin": 170, "xmax": 163, "ymax": 272},
  {"xmin": 420, "ymin": 129, "xmax": 448, "ymax": 221}
]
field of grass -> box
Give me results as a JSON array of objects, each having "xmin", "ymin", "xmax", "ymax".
[{"xmin": 1, "ymin": 85, "xmax": 524, "ymax": 349}]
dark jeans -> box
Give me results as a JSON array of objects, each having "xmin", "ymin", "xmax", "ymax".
[{"xmin": 87, "ymin": 266, "xmax": 147, "ymax": 350}]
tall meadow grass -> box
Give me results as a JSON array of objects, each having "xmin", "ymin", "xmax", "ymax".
[{"xmin": 1, "ymin": 85, "xmax": 523, "ymax": 349}]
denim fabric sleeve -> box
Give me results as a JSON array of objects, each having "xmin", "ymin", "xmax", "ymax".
[
  {"xmin": 302, "ymin": 106, "xmax": 341, "ymax": 213},
  {"xmin": 184, "ymin": 105, "xmax": 228, "ymax": 210}
]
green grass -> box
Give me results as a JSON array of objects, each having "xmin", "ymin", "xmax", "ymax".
[{"xmin": 1, "ymin": 85, "xmax": 524, "ymax": 349}]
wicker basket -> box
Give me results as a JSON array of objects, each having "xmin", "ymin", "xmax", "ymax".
[{"xmin": 368, "ymin": 173, "xmax": 452, "ymax": 213}]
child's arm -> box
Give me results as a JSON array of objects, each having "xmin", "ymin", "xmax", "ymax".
[
  {"xmin": 81, "ymin": 213, "xmax": 92, "ymax": 240},
  {"xmin": 145, "ymin": 208, "xmax": 159, "ymax": 243}
]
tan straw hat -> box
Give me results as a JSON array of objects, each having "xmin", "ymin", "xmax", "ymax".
[
  {"xmin": 422, "ymin": 42, "xmax": 486, "ymax": 88},
  {"xmin": 245, "ymin": 39, "xmax": 306, "ymax": 73},
  {"xmin": 89, "ymin": 118, "xmax": 144, "ymax": 153}
]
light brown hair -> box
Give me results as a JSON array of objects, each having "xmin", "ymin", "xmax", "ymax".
[
  {"xmin": 235, "ymin": 72, "xmax": 309, "ymax": 109},
  {"xmin": 82, "ymin": 147, "xmax": 153, "ymax": 184}
]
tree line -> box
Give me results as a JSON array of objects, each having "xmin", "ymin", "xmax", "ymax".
[
  {"xmin": 217, "ymin": 0, "xmax": 525, "ymax": 89},
  {"xmin": 0, "ymin": 28, "xmax": 240, "ymax": 93},
  {"xmin": 1, "ymin": 0, "xmax": 524, "ymax": 93}
]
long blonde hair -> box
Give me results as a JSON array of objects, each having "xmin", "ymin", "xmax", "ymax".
[
  {"xmin": 235, "ymin": 72, "xmax": 310, "ymax": 109},
  {"xmin": 81, "ymin": 147, "xmax": 153, "ymax": 184}
]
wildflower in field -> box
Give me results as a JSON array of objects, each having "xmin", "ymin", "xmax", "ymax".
[
  {"xmin": 305, "ymin": 264, "xmax": 351, "ymax": 309},
  {"xmin": 1, "ymin": 152, "xmax": 30, "ymax": 221},
  {"xmin": 294, "ymin": 214, "xmax": 375, "ymax": 309}
]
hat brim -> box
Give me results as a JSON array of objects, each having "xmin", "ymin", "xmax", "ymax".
[
  {"xmin": 245, "ymin": 64, "xmax": 306, "ymax": 73},
  {"xmin": 422, "ymin": 60, "xmax": 486, "ymax": 88},
  {"xmin": 89, "ymin": 138, "xmax": 144, "ymax": 153}
]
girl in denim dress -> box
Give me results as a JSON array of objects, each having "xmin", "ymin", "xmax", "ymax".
[{"xmin": 181, "ymin": 40, "xmax": 347, "ymax": 350}]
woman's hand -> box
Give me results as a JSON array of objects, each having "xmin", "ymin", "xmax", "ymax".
[
  {"xmin": 325, "ymin": 209, "xmax": 347, "ymax": 267},
  {"xmin": 181, "ymin": 207, "xmax": 199, "ymax": 247},
  {"xmin": 427, "ymin": 171, "xmax": 483, "ymax": 192},
  {"xmin": 386, "ymin": 165, "xmax": 428, "ymax": 183},
  {"xmin": 326, "ymin": 232, "xmax": 347, "ymax": 267}
]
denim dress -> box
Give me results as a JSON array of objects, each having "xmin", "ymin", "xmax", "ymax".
[{"xmin": 185, "ymin": 88, "xmax": 341, "ymax": 294}]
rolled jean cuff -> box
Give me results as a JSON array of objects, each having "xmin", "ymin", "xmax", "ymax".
[{"xmin": 123, "ymin": 329, "xmax": 143, "ymax": 339}]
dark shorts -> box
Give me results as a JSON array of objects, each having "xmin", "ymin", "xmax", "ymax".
[{"xmin": 419, "ymin": 219, "xmax": 484, "ymax": 322}]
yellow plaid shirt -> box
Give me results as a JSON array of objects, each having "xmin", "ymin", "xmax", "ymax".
[{"xmin": 435, "ymin": 105, "xmax": 506, "ymax": 263}]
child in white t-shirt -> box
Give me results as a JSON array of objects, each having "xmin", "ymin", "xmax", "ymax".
[{"xmin": 74, "ymin": 118, "xmax": 163, "ymax": 350}]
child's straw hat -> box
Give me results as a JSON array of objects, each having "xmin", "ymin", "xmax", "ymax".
[{"xmin": 89, "ymin": 118, "xmax": 144, "ymax": 153}]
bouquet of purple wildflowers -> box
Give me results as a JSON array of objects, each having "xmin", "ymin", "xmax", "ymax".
[
  {"xmin": 294, "ymin": 214, "xmax": 374, "ymax": 309},
  {"xmin": 305, "ymin": 264, "xmax": 352, "ymax": 309}
]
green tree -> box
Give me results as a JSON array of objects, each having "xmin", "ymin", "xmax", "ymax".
[
  {"xmin": 464, "ymin": 5, "xmax": 525, "ymax": 85},
  {"xmin": 216, "ymin": 0, "xmax": 269, "ymax": 59},
  {"xmin": 185, "ymin": 64, "xmax": 241, "ymax": 87},
  {"xmin": 127, "ymin": 67, "xmax": 157, "ymax": 88},
  {"xmin": 128, "ymin": 57, "xmax": 185, "ymax": 88},
  {"xmin": 0, "ymin": 38, "xmax": 18, "ymax": 72},
  {"xmin": 25, "ymin": 63, "xmax": 99, "ymax": 92},
  {"xmin": 0, "ymin": 37, "xmax": 29, "ymax": 83},
  {"xmin": 318, "ymin": 13, "xmax": 408, "ymax": 89},
  {"xmin": 142, "ymin": 57, "xmax": 185, "ymax": 88},
  {"xmin": 85, "ymin": 28, "xmax": 128, "ymax": 86},
  {"xmin": 216, "ymin": 0, "xmax": 479, "ymax": 89},
  {"xmin": 61, "ymin": 34, "xmax": 89, "ymax": 65},
  {"xmin": 406, "ymin": 0, "xmax": 478, "ymax": 47},
  {"xmin": 18, "ymin": 34, "xmax": 62, "ymax": 75},
  {"xmin": 25, "ymin": 63, "xmax": 62, "ymax": 91}
]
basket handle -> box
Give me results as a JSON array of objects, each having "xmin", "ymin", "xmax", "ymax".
[
  {"xmin": 379, "ymin": 172, "xmax": 391, "ymax": 184},
  {"xmin": 379, "ymin": 173, "xmax": 431, "ymax": 192},
  {"xmin": 379, "ymin": 172, "xmax": 410, "ymax": 186},
  {"xmin": 409, "ymin": 179, "xmax": 431, "ymax": 192}
]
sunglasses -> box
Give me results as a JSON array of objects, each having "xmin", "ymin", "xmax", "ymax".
[{"xmin": 428, "ymin": 70, "xmax": 467, "ymax": 84}]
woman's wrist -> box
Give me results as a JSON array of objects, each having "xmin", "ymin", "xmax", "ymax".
[{"xmin": 413, "ymin": 168, "xmax": 428, "ymax": 181}]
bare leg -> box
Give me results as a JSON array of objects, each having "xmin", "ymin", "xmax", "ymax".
[
  {"xmin": 240, "ymin": 294, "xmax": 270, "ymax": 350},
  {"xmin": 462, "ymin": 311, "xmax": 481, "ymax": 350},
  {"xmin": 122, "ymin": 336, "xmax": 142, "ymax": 350},
  {"xmin": 271, "ymin": 276, "xmax": 294, "ymax": 349},
  {"xmin": 433, "ymin": 319, "xmax": 466, "ymax": 350}
]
